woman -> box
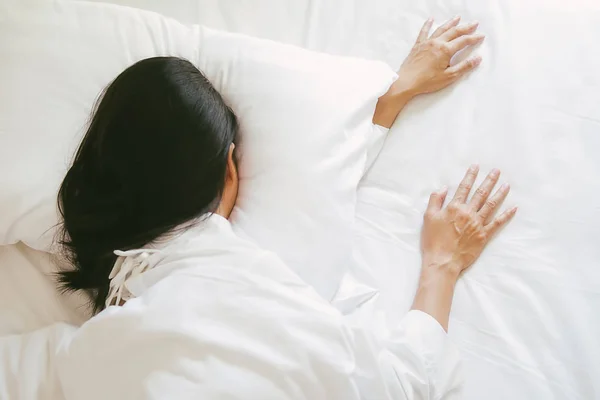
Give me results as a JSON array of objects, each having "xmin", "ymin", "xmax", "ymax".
[{"xmin": 55, "ymin": 18, "xmax": 516, "ymax": 399}]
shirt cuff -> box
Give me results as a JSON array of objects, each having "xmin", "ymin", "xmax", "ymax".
[
  {"xmin": 391, "ymin": 310, "xmax": 464, "ymax": 399},
  {"xmin": 365, "ymin": 124, "xmax": 389, "ymax": 173}
]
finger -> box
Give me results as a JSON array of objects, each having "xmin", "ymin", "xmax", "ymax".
[
  {"xmin": 485, "ymin": 206, "xmax": 518, "ymax": 237},
  {"xmin": 469, "ymin": 168, "xmax": 500, "ymax": 211},
  {"xmin": 479, "ymin": 182, "xmax": 511, "ymax": 222},
  {"xmin": 430, "ymin": 16, "xmax": 461, "ymax": 39},
  {"xmin": 440, "ymin": 21, "xmax": 479, "ymax": 42},
  {"xmin": 426, "ymin": 186, "xmax": 448, "ymax": 214},
  {"xmin": 445, "ymin": 56, "xmax": 482, "ymax": 79},
  {"xmin": 448, "ymin": 33, "xmax": 485, "ymax": 54},
  {"xmin": 452, "ymin": 164, "xmax": 479, "ymax": 203},
  {"xmin": 416, "ymin": 18, "xmax": 434, "ymax": 43}
]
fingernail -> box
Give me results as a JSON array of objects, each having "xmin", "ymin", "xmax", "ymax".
[
  {"xmin": 470, "ymin": 163, "xmax": 479, "ymax": 171},
  {"xmin": 453, "ymin": 15, "xmax": 461, "ymax": 21},
  {"xmin": 476, "ymin": 34, "xmax": 486, "ymax": 41},
  {"xmin": 490, "ymin": 168, "xmax": 500, "ymax": 177},
  {"xmin": 511, "ymin": 206, "xmax": 518, "ymax": 213},
  {"xmin": 440, "ymin": 186, "xmax": 448, "ymax": 193},
  {"xmin": 470, "ymin": 21, "xmax": 479, "ymax": 27},
  {"xmin": 501, "ymin": 183, "xmax": 510, "ymax": 191},
  {"xmin": 473, "ymin": 56, "xmax": 483, "ymax": 65}
]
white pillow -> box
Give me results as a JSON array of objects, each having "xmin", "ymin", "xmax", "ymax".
[{"xmin": 0, "ymin": 0, "xmax": 395, "ymax": 298}]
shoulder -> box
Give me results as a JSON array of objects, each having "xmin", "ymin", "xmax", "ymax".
[{"xmin": 58, "ymin": 253, "xmax": 354, "ymax": 400}]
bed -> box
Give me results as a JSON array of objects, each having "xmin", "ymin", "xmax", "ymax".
[{"xmin": 1, "ymin": 0, "xmax": 599, "ymax": 399}]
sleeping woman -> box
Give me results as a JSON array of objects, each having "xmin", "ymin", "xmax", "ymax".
[{"xmin": 54, "ymin": 18, "xmax": 517, "ymax": 399}]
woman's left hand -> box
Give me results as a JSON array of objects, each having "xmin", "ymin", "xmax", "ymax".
[
  {"xmin": 373, "ymin": 17, "xmax": 485, "ymax": 128},
  {"xmin": 391, "ymin": 17, "xmax": 485, "ymax": 98}
]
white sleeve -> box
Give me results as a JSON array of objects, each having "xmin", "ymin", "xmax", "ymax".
[
  {"xmin": 54, "ymin": 268, "xmax": 463, "ymax": 400},
  {"xmin": 364, "ymin": 124, "xmax": 389, "ymax": 173},
  {"xmin": 0, "ymin": 323, "xmax": 76, "ymax": 400},
  {"xmin": 354, "ymin": 310, "xmax": 464, "ymax": 400}
]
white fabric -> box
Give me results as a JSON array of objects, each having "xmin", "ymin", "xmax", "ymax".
[
  {"xmin": 0, "ymin": 323, "xmax": 75, "ymax": 400},
  {"xmin": 365, "ymin": 125, "xmax": 390, "ymax": 172},
  {"xmin": 0, "ymin": 0, "xmax": 396, "ymax": 300},
  {"xmin": 2, "ymin": 1, "xmax": 600, "ymax": 399},
  {"xmin": 88, "ymin": 1, "xmax": 600, "ymax": 398},
  {"xmin": 346, "ymin": 2, "xmax": 600, "ymax": 399},
  {"xmin": 0, "ymin": 243, "xmax": 87, "ymax": 336},
  {"xmin": 41, "ymin": 215, "xmax": 460, "ymax": 400},
  {"xmin": 105, "ymin": 249, "xmax": 164, "ymax": 307}
]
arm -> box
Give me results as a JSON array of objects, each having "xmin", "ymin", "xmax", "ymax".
[
  {"xmin": 373, "ymin": 17, "xmax": 485, "ymax": 128},
  {"xmin": 0, "ymin": 323, "xmax": 76, "ymax": 400},
  {"xmin": 413, "ymin": 165, "xmax": 517, "ymax": 331}
]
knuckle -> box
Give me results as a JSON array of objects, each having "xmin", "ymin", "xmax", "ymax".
[
  {"xmin": 441, "ymin": 43, "xmax": 453, "ymax": 55},
  {"xmin": 475, "ymin": 188, "xmax": 488, "ymax": 198},
  {"xmin": 447, "ymin": 69, "xmax": 461, "ymax": 79},
  {"xmin": 447, "ymin": 202, "xmax": 460, "ymax": 212},
  {"xmin": 459, "ymin": 182, "xmax": 472, "ymax": 191},
  {"xmin": 485, "ymin": 199, "xmax": 498, "ymax": 209},
  {"xmin": 433, "ymin": 40, "xmax": 446, "ymax": 50}
]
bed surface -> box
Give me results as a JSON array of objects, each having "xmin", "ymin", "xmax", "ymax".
[
  {"xmin": 0, "ymin": 243, "xmax": 86, "ymax": 336},
  {"xmin": 2, "ymin": 0, "xmax": 599, "ymax": 399}
]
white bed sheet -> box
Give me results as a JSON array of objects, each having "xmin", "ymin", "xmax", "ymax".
[
  {"xmin": 347, "ymin": 2, "xmax": 600, "ymax": 399},
  {"xmin": 3, "ymin": 0, "xmax": 599, "ymax": 399},
  {"xmin": 85, "ymin": 1, "xmax": 600, "ymax": 399},
  {"xmin": 0, "ymin": 243, "xmax": 86, "ymax": 336}
]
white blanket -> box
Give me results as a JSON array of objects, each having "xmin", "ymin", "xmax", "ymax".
[
  {"xmin": 3, "ymin": 1, "xmax": 600, "ymax": 399},
  {"xmin": 2, "ymin": 215, "xmax": 462, "ymax": 399}
]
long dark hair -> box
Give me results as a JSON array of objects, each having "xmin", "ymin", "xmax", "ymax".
[{"xmin": 57, "ymin": 57, "xmax": 238, "ymax": 312}]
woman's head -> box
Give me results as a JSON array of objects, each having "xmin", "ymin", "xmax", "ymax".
[{"xmin": 57, "ymin": 57, "xmax": 238, "ymax": 311}]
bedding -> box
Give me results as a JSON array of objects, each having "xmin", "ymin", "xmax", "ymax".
[
  {"xmin": 87, "ymin": 0, "xmax": 600, "ymax": 399},
  {"xmin": 346, "ymin": 2, "xmax": 600, "ymax": 399},
  {"xmin": 50, "ymin": 215, "xmax": 461, "ymax": 400},
  {"xmin": 0, "ymin": 243, "xmax": 85, "ymax": 336},
  {"xmin": 2, "ymin": 216, "xmax": 462, "ymax": 400},
  {"xmin": 1, "ymin": 0, "xmax": 599, "ymax": 400},
  {"xmin": 0, "ymin": 323, "xmax": 74, "ymax": 400},
  {"xmin": 0, "ymin": 0, "xmax": 396, "ymax": 301}
]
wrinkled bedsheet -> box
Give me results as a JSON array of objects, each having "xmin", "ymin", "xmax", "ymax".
[
  {"xmin": 93, "ymin": 1, "xmax": 600, "ymax": 398},
  {"xmin": 2, "ymin": 0, "xmax": 599, "ymax": 398}
]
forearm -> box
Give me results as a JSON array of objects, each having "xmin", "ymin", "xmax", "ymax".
[
  {"xmin": 411, "ymin": 262, "xmax": 460, "ymax": 332},
  {"xmin": 372, "ymin": 88, "xmax": 414, "ymax": 128}
]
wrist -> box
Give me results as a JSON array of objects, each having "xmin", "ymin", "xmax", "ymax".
[
  {"xmin": 387, "ymin": 82, "xmax": 418, "ymax": 102},
  {"xmin": 372, "ymin": 88, "xmax": 414, "ymax": 128},
  {"xmin": 420, "ymin": 259, "xmax": 462, "ymax": 284},
  {"xmin": 412, "ymin": 260, "xmax": 459, "ymax": 332}
]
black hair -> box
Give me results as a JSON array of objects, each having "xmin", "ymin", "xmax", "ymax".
[{"xmin": 57, "ymin": 57, "xmax": 238, "ymax": 312}]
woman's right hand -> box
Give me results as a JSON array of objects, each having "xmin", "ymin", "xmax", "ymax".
[
  {"xmin": 412, "ymin": 165, "xmax": 517, "ymax": 331},
  {"xmin": 421, "ymin": 165, "xmax": 517, "ymax": 278}
]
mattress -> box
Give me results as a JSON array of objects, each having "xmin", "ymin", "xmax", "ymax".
[{"xmin": 2, "ymin": 0, "xmax": 599, "ymax": 399}]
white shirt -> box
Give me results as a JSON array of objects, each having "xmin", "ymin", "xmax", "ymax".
[
  {"xmin": 50, "ymin": 214, "xmax": 464, "ymax": 399},
  {"xmin": 0, "ymin": 213, "xmax": 463, "ymax": 399}
]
